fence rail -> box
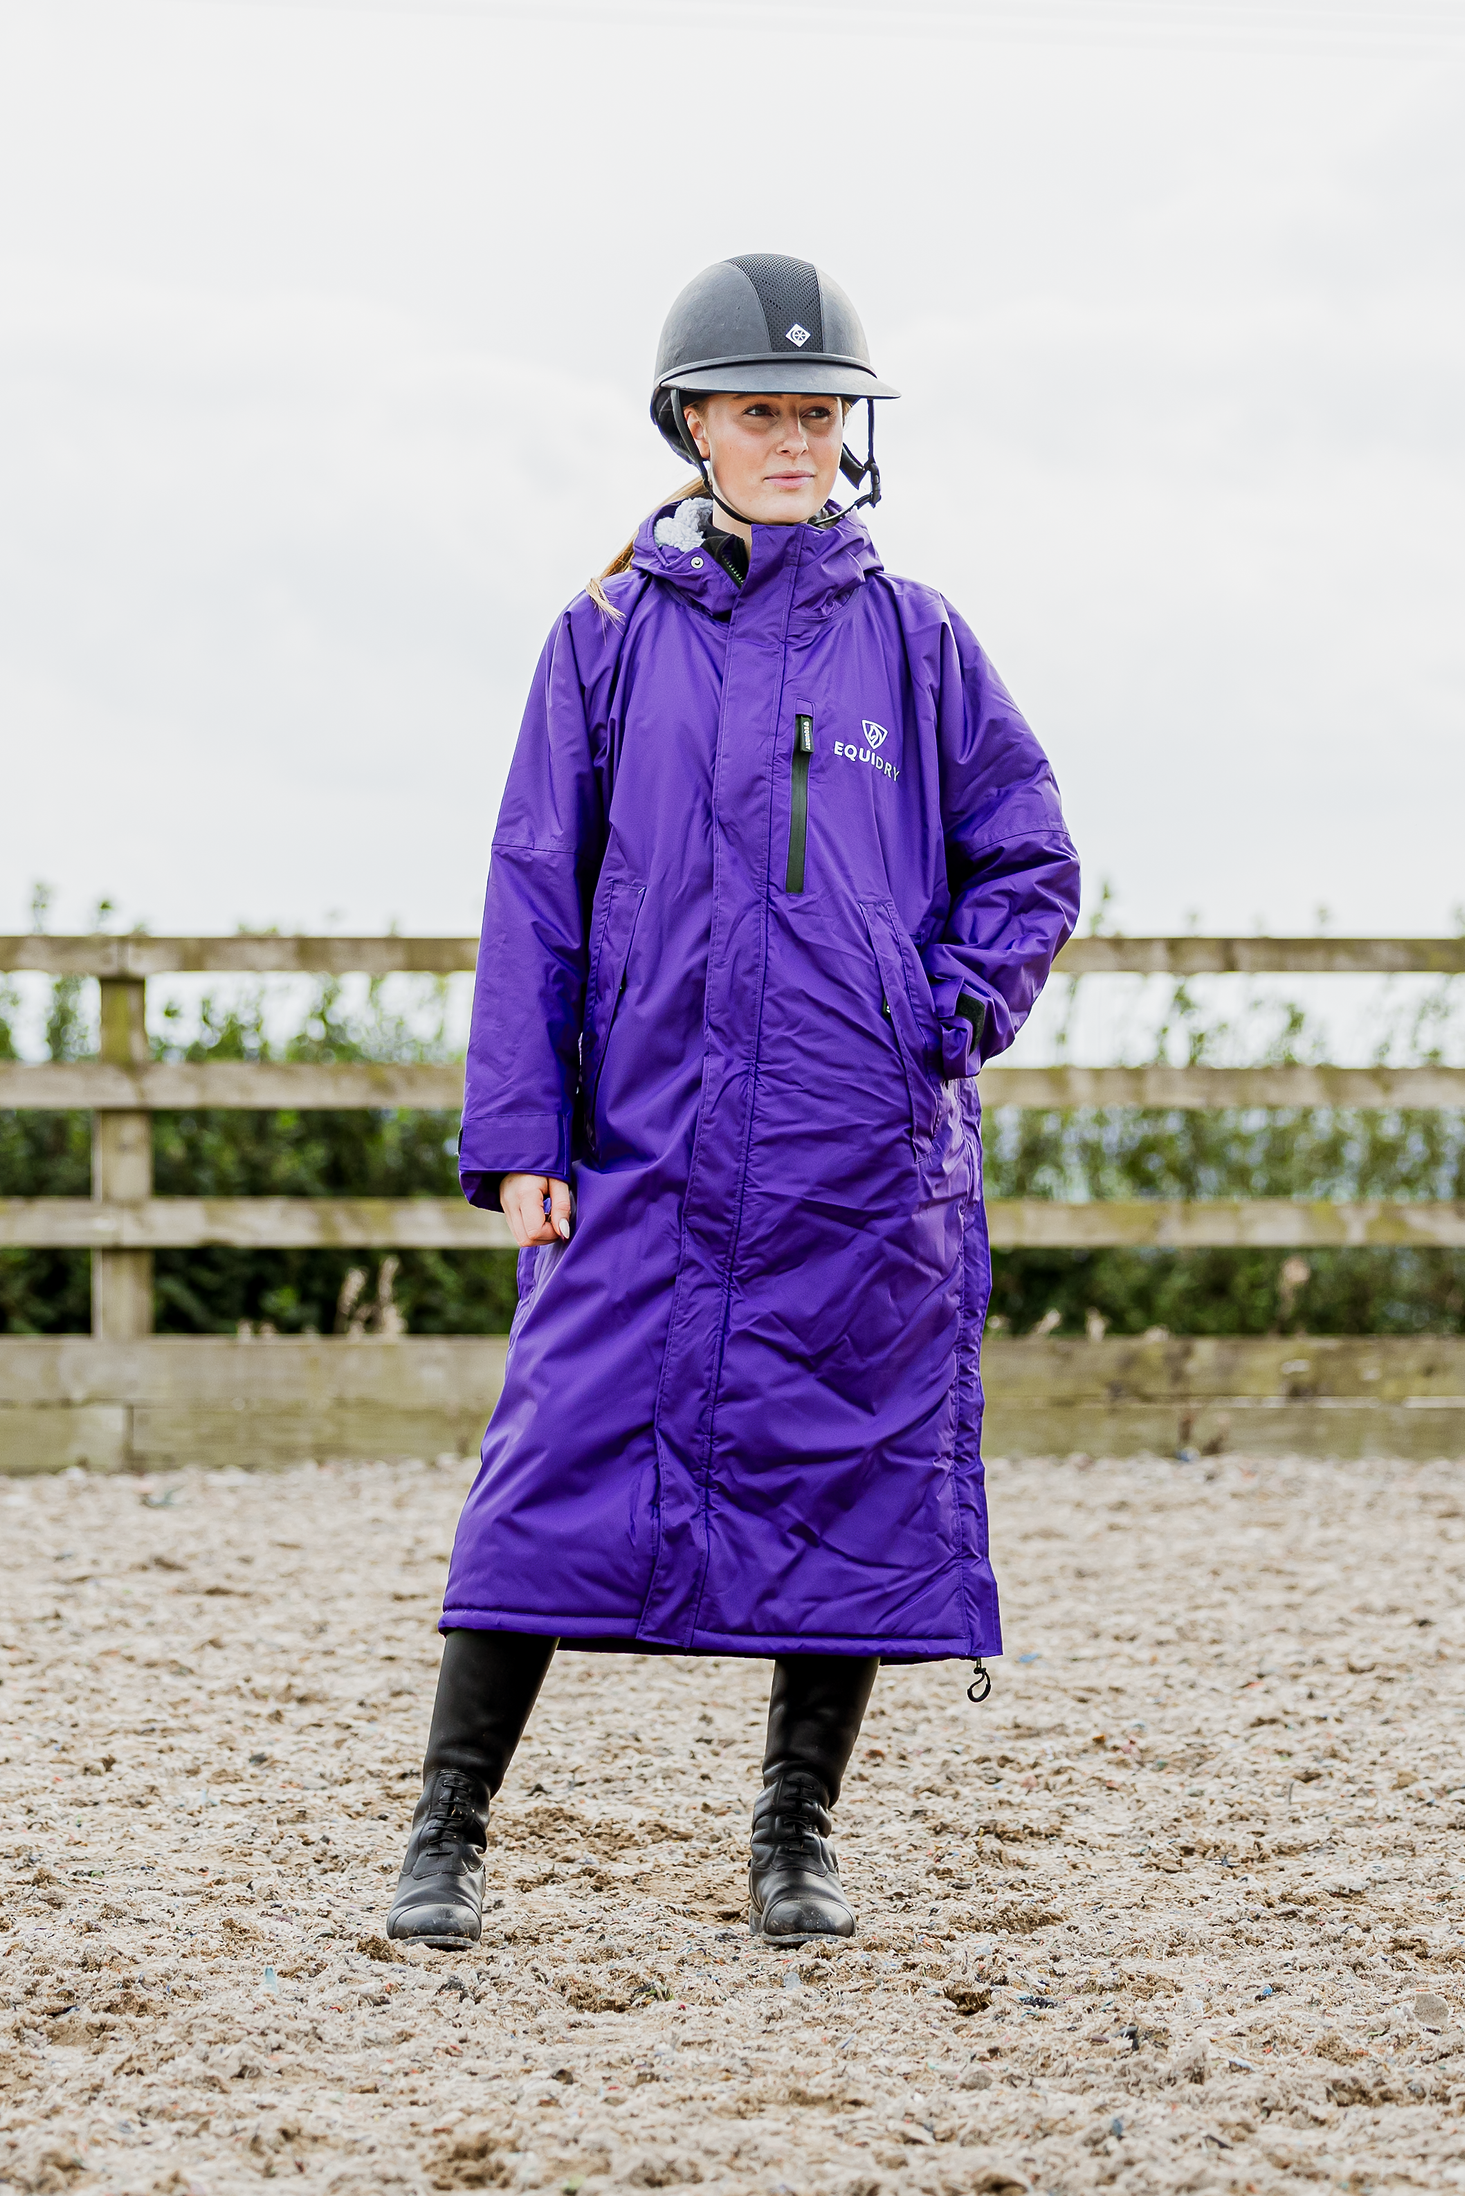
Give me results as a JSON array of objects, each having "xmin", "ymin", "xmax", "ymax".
[
  {"xmin": 0, "ymin": 1062, "xmax": 468, "ymax": 1110},
  {"xmin": 8, "ymin": 1061, "xmax": 1465, "ymax": 1112},
  {"xmin": 5, "ymin": 1197, "xmax": 1465, "ymax": 1253},
  {"xmin": 2, "ymin": 935, "xmax": 1463, "ymax": 1348},
  {"xmin": 4, "ymin": 933, "xmax": 1465, "ymax": 977},
  {"xmin": 0, "ymin": 935, "xmax": 482, "ymax": 978}
]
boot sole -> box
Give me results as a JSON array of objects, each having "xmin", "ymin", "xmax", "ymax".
[{"xmin": 748, "ymin": 1911, "xmax": 855, "ymax": 1947}]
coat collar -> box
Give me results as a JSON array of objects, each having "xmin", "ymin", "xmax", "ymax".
[{"xmin": 630, "ymin": 498, "xmax": 883, "ymax": 637}]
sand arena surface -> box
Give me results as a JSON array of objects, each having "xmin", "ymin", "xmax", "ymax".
[{"xmin": 1, "ymin": 1452, "xmax": 1464, "ymax": 2194}]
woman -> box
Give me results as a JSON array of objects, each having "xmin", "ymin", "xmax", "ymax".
[{"xmin": 387, "ymin": 254, "xmax": 1080, "ymax": 1951}]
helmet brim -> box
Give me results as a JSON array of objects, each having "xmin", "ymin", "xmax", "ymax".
[{"xmin": 657, "ymin": 358, "xmax": 900, "ymax": 401}]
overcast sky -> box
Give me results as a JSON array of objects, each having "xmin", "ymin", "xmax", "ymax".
[{"xmin": 2, "ymin": 0, "xmax": 1462, "ymax": 947}]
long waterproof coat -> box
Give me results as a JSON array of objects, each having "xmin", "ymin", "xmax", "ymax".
[{"xmin": 443, "ymin": 501, "xmax": 1079, "ymax": 1660}]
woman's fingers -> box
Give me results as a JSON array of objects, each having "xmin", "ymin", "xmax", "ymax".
[
  {"xmin": 501, "ymin": 1172, "xmax": 553, "ymax": 1249},
  {"xmin": 546, "ymin": 1177, "xmax": 573, "ymax": 1242},
  {"xmin": 499, "ymin": 1173, "xmax": 573, "ymax": 1249}
]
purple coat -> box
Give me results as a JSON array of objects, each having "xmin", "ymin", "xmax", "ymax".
[{"xmin": 444, "ymin": 501, "xmax": 1079, "ymax": 1660}]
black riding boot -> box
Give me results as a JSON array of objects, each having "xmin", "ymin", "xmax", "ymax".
[
  {"xmin": 749, "ymin": 1654, "xmax": 879, "ymax": 1945},
  {"xmin": 386, "ymin": 1628, "xmax": 556, "ymax": 1948}
]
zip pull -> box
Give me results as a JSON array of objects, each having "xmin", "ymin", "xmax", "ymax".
[{"xmin": 796, "ymin": 715, "xmax": 813, "ymax": 758}]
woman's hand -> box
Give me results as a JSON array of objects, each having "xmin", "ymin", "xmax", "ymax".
[{"xmin": 500, "ymin": 1173, "xmax": 573, "ymax": 1249}]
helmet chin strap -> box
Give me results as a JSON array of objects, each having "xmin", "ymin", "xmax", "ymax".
[
  {"xmin": 672, "ymin": 389, "xmax": 882, "ymax": 537},
  {"xmin": 808, "ymin": 398, "xmax": 881, "ymax": 531},
  {"xmin": 704, "ymin": 462, "xmax": 760, "ymax": 535},
  {"xmin": 672, "ymin": 389, "xmax": 761, "ymax": 532}
]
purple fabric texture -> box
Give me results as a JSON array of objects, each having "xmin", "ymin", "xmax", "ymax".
[{"xmin": 445, "ymin": 504, "xmax": 1080, "ymax": 1659}]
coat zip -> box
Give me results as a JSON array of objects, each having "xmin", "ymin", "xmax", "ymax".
[{"xmin": 785, "ymin": 714, "xmax": 813, "ymax": 894}]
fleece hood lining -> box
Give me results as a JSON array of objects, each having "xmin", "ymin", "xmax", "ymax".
[{"xmin": 653, "ymin": 498, "xmax": 715, "ymax": 553}]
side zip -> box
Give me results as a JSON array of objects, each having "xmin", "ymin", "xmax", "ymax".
[{"xmin": 786, "ymin": 714, "xmax": 813, "ymax": 894}]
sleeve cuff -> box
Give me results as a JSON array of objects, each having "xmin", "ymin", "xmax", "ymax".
[
  {"xmin": 938, "ymin": 993, "xmax": 987, "ymax": 1079},
  {"xmin": 457, "ymin": 1108, "xmax": 572, "ymax": 1188},
  {"xmin": 461, "ymin": 1170, "xmax": 507, "ymax": 1212}
]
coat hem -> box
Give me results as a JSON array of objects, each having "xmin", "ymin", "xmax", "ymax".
[{"xmin": 438, "ymin": 1606, "xmax": 993, "ymax": 1662}]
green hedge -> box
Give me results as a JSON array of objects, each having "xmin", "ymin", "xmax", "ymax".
[{"xmin": 0, "ymin": 974, "xmax": 518, "ymax": 1337}]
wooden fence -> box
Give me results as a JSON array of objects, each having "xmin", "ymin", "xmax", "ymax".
[{"xmin": 3, "ymin": 932, "xmax": 1465, "ymax": 1469}]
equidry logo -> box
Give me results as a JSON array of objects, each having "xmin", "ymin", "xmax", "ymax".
[{"xmin": 834, "ymin": 722, "xmax": 900, "ymax": 782}]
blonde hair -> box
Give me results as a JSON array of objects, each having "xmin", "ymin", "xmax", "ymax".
[{"xmin": 586, "ymin": 474, "xmax": 706, "ymax": 619}]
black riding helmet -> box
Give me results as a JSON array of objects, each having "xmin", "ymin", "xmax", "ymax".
[{"xmin": 651, "ymin": 254, "xmax": 900, "ymax": 530}]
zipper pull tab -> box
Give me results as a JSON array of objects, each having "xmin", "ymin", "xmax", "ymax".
[{"xmin": 796, "ymin": 715, "xmax": 813, "ymax": 754}]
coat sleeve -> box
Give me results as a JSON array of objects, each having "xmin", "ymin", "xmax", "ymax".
[
  {"xmin": 459, "ymin": 609, "xmax": 607, "ymax": 1207},
  {"xmin": 925, "ymin": 603, "xmax": 1081, "ymax": 1074}
]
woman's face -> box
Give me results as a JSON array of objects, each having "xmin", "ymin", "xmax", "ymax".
[{"xmin": 683, "ymin": 392, "xmax": 846, "ymax": 526}]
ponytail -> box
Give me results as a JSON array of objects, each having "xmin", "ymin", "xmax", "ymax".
[{"xmin": 587, "ymin": 475, "xmax": 707, "ymax": 619}]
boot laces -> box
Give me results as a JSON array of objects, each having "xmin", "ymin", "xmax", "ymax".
[
  {"xmin": 420, "ymin": 1769, "xmax": 483, "ymax": 1860},
  {"xmin": 767, "ymin": 1772, "xmax": 829, "ymax": 1861}
]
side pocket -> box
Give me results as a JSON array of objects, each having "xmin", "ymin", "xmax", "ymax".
[
  {"xmin": 508, "ymin": 1237, "xmax": 567, "ymax": 1352},
  {"xmin": 859, "ymin": 900, "xmax": 941, "ymax": 1147},
  {"xmin": 580, "ymin": 879, "xmax": 645, "ymax": 1155}
]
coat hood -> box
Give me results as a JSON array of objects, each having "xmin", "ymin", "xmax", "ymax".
[{"xmin": 631, "ymin": 496, "xmax": 883, "ymax": 638}]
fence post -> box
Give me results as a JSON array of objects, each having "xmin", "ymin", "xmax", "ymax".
[{"xmin": 92, "ymin": 977, "xmax": 152, "ymax": 1339}]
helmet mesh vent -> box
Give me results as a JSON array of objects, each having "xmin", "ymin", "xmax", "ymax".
[{"xmin": 728, "ymin": 255, "xmax": 824, "ymax": 354}]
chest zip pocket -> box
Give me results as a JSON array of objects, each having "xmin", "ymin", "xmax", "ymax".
[{"xmin": 785, "ymin": 713, "xmax": 813, "ymax": 894}]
